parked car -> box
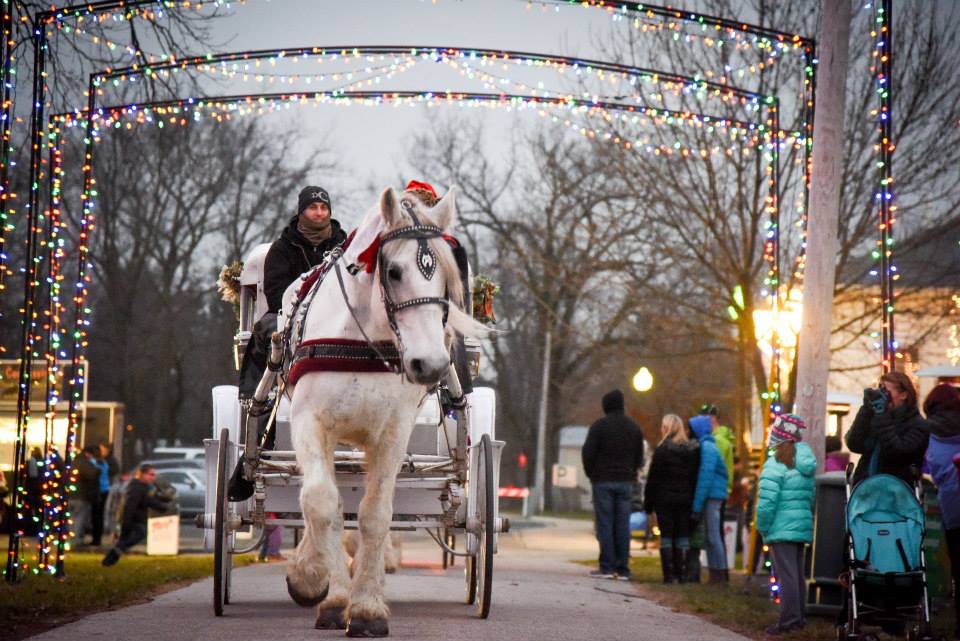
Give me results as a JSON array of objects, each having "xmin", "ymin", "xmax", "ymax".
[
  {"xmin": 139, "ymin": 458, "xmax": 204, "ymax": 471},
  {"xmin": 149, "ymin": 447, "xmax": 204, "ymax": 461},
  {"xmin": 154, "ymin": 468, "xmax": 206, "ymax": 519}
]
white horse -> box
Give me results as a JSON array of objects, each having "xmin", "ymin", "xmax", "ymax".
[{"xmin": 280, "ymin": 187, "xmax": 479, "ymax": 636}]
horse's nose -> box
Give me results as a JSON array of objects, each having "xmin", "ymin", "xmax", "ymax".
[{"xmin": 407, "ymin": 357, "xmax": 446, "ymax": 385}]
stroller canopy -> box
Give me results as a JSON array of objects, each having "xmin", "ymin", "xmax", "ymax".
[{"xmin": 846, "ymin": 474, "xmax": 925, "ymax": 573}]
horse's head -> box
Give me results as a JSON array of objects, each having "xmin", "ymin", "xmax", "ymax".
[{"xmin": 375, "ymin": 186, "xmax": 463, "ymax": 386}]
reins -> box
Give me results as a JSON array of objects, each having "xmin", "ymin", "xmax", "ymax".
[{"xmin": 286, "ymin": 201, "xmax": 454, "ymax": 382}]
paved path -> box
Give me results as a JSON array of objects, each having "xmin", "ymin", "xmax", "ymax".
[{"xmin": 27, "ymin": 517, "xmax": 748, "ymax": 641}]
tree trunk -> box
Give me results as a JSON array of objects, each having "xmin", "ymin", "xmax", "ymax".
[{"xmin": 795, "ymin": 0, "xmax": 852, "ymax": 472}]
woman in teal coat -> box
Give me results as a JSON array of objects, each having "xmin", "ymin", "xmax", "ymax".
[{"xmin": 756, "ymin": 414, "xmax": 817, "ymax": 636}]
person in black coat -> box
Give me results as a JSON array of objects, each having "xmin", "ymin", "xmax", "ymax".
[
  {"xmin": 262, "ymin": 185, "xmax": 347, "ymax": 315},
  {"xmin": 69, "ymin": 445, "xmax": 102, "ymax": 544},
  {"xmin": 102, "ymin": 465, "xmax": 172, "ymax": 566},
  {"xmin": 644, "ymin": 414, "xmax": 700, "ymax": 583},
  {"xmin": 845, "ymin": 371, "xmax": 929, "ymax": 486},
  {"xmin": 582, "ymin": 389, "xmax": 645, "ymax": 580}
]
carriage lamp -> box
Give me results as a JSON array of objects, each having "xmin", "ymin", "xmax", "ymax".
[
  {"xmin": 632, "ymin": 367, "xmax": 653, "ymax": 393},
  {"xmin": 464, "ymin": 338, "xmax": 482, "ymax": 381}
]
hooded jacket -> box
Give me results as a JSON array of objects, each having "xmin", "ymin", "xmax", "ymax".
[
  {"xmin": 756, "ymin": 442, "xmax": 817, "ymax": 543},
  {"xmin": 925, "ymin": 408, "xmax": 960, "ymax": 529},
  {"xmin": 643, "ymin": 436, "xmax": 699, "ymax": 514},
  {"xmin": 846, "ymin": 403, "xmax": 929, "ymax": 486},
  {"xmin": 581, "ymin": 390, "xmax": 645, "ymax": 484},
  {"xmin": 262, "ymin": 215, "xmax": 347, "ymax": 314},
  {"xmin": 690, "ymin": 415, "xmax": 728, "ymax": 513},
  {"xmin": 713, "ymin": 424, "xmax": 735, "ymax": 493}
]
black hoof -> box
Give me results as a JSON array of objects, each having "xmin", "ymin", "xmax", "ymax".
[
  {"xmin": 285, "ymin": 576, "xmax": 328, "ymax": 608},
  {"xmin": 385, "ymin": 566, "xmax": 396, "ymax": 575},
  {"xmin": 346, "ymin": 617, "xmax": 389, "ymax": 638},
  {"xmin": 314, "ymin": 607, "xmax": 347, "ymax": 630}
]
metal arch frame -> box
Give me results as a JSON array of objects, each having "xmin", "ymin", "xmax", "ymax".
[{"xmin": 4, "ymin": 0, "xmax": 814, "ymax": 583}]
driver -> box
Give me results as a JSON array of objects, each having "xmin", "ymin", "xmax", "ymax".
[
  {"xmin": 239, "ymin": 185, "xmax": 348, "ymax": 399},
  {"xmin": 263, "ymin": 185, "xmax": 347, "ymax": 314},
  {"xmin": 231, "ymin": 186, "xmax": 346, "ymax": 501}
]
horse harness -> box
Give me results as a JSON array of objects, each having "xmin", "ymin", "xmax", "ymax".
[{"xmin": 282, "ymin": 200, "xmax": 454, "ymax": 386}]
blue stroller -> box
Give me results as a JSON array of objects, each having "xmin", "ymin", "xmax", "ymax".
[{"xmin": 837, "ymin": 468, "xmax": 935, "ymax": 641}]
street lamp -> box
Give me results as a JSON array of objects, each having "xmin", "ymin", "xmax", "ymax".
[{"xmin": 632, "ymin": 366, "xmax": 654, "ymax": 392}]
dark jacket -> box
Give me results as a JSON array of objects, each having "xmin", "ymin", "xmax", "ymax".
[
  {"xmin": 121, "ymin": 478, "xmax": 172, "ymax": 531},
  {"xmin": 581, "ymin": 390, "xmax": 645, "ymax": 484},
  {"xmin": 846, "ymin": 403, "xmax": 929, "ymax": 486},
  {"xmin": 71, "ymin": 454, "xmax": 101, "ymax": 503},
  {"xmin": 263, "ymin": 216, "xmax": 347, "ymax": 313},
  {"xmin": 643, "ymin": 437, "xmax": 699, "ymax": 514}
]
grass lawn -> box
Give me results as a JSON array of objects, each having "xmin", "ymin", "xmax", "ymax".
[
  {"xmin": 0, "ymin": 551, "xmax": 255, "ymax": 641},
  {"xmin": 582, "ymin": 556, "xmax": 956, "ymax": 641}
]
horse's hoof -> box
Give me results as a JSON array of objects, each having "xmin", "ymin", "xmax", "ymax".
[
  {"xmin": 346, "ymin": 617, "xmax": 389, "ymax": 638},
  {"xmin": 384, "ymin": 566, "xmax": 397, "ymax": 575},
  {"xmin": 285, "ymin": 576, "xmax": 328, "ymax": 608},
  {"xmin": 314, "ymin": 607, "xmax": 347, "ymax": 630}
]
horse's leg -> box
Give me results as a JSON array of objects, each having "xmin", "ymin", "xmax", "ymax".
[
  {"xmin": 346, "ymin": 437, "xmax": 405, "ymax": 637},
  {"xmin": 314, "ymin": 493, "xmax": 351, "ymax": 630},
  {"xmin": 285, "ymin": 408, "xmax": 344, "ymax": 616}
]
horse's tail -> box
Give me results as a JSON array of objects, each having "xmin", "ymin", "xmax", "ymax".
[{"xmin": 446, "ymin": 306, "xmax": 497, "ymax": 340}]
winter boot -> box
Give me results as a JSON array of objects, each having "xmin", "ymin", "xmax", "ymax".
[
  {"xmin": 686, "ymin": 547, "xmax": 702, "ymax": 583},
  {"xmin": 659, "ymin": 548, "xmax": 676, "ymax": 583},
  {"xmin": 675, "ymin": 548, "xmax": 689, "ymax": 584},
  {"xmin": 708, "ymin": 568, "xmax": 724, "ymax": 584}
]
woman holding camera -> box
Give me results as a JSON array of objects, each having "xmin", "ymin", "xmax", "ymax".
[{"xmin": 845, "ymin": 371, "xmax": 929, "ymax": 486}]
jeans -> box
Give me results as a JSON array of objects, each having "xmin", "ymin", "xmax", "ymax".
[
  {"xmin": 592, "ymin": 481, "xmax": 634, "ymax": 576},
  {"xmin": 116, "ymin": 523, "xmax": 147, "ymax": 553},
  {"xmin": 70, "ymin": 498, "xmax": 91, "ymax": 542},
  {"xmin": 770, "ymin": 542, "xmax": 806, "ymax": 628},
  {"xmin": 704, "ymin": 498, "xmax": 727, "ymax": 570}
]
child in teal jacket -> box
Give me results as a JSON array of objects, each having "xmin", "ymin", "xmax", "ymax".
[{"xmin": 757, "ymin": 414, "xmax": 816, "ymax": 636}]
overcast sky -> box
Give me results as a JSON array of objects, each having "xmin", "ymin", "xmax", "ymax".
[{"xmin": 204, "ymin": 0, "xmax": 633, "ymax": 224}]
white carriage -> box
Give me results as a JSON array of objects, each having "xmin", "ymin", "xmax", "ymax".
[{"xmin": 198, "ymin": 242, "xmax": 506, "ymax": 619}]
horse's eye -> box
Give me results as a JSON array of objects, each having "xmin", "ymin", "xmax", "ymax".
[{"xmin": 387, "ymin": 266, "xmax": 402, "ymax": 282}]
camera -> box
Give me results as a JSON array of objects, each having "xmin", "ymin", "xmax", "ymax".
[{"xmin": 863, "ymin": 387, "xmax": 890, "ymax": 404}]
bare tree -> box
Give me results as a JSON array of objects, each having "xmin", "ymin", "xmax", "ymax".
[{"xmin": 73, "ymin": 117, "xmax": 322, "ymax": 448}]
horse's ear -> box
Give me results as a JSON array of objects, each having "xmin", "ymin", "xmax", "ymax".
[
  {"xmin": 430, "ymin": 186, "xmax": 457, "ymax": 231},
  {"xmin": 379, "ymin": 187, "xmax": 401, "ymax": 227}
]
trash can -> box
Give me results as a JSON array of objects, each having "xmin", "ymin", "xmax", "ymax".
[
  {"xmin": 923, "ymin": 480, "xmax": 951, "ymax": 599},
  {"xmin": 807, "ymin": 471, "xmax": 847, "ymax": 615}
]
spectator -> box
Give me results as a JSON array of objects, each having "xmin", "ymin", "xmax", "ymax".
[
  {"xmin": 757, "ymin": 414, "xmax": 816, "ymax": 636},
  {"xmin": 24, "ymin": 447, "xmax": 44, "ymax": 536},
  {"xmin": 824, "ymin": 435, "xmax": 849, "ymax": 472},
  {"xmin": 102, "ymin": 464, "xmax": 172, "ymax": 566},
  {"xmin": 260, "ymin": 517, "xmax": 284, "ymax": 562},
  {"xmin": 643, "ymin": 414, "xmax": 699, "ymax": 583},
  {"xmin": 846, "ymin": 371, "xmax": 928, "ymax": 486},
  {"xmin": 69, "ymin": 445, "xmax": 101, "ymax": 545},
  {"xmin": 690, "ymin": 414, "xmax": 729, "ymax": 583},
  {"xmin": 582, "ymin": 389, "xmax": 645, "ymax": 581},
  {"xmin": 922, "ymin": 383, "xmax": 960, "ymax": 640},
  {"xmin": 700, "ymin": 404, "xmax": 735, "ymax": 495}
]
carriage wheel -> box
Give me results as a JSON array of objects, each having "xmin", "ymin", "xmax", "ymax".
[
  {"xmin": 213, "ymin": 428, "xmax": 232, "ymax": 616},
  {"xmin": 464, "ymin": 552, "xmax": 477, "ymax": 604},
  {"xmin": 474, "ymin": 433, "xmax": 495, "ymax": 619}
]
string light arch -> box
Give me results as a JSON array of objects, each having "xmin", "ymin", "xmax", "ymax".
[{"xmin": 4, "ymin": 0, "xmax": 815, "ymax": 582}]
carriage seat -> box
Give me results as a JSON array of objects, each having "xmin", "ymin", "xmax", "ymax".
[{"xmin": 233, "ymin": 243, "xmax": 272, "ymax": 371}]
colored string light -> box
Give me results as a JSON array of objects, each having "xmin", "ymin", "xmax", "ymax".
[{"xmin": 869, "ymin": 0, "xmax": 896, "ymax": 373}]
